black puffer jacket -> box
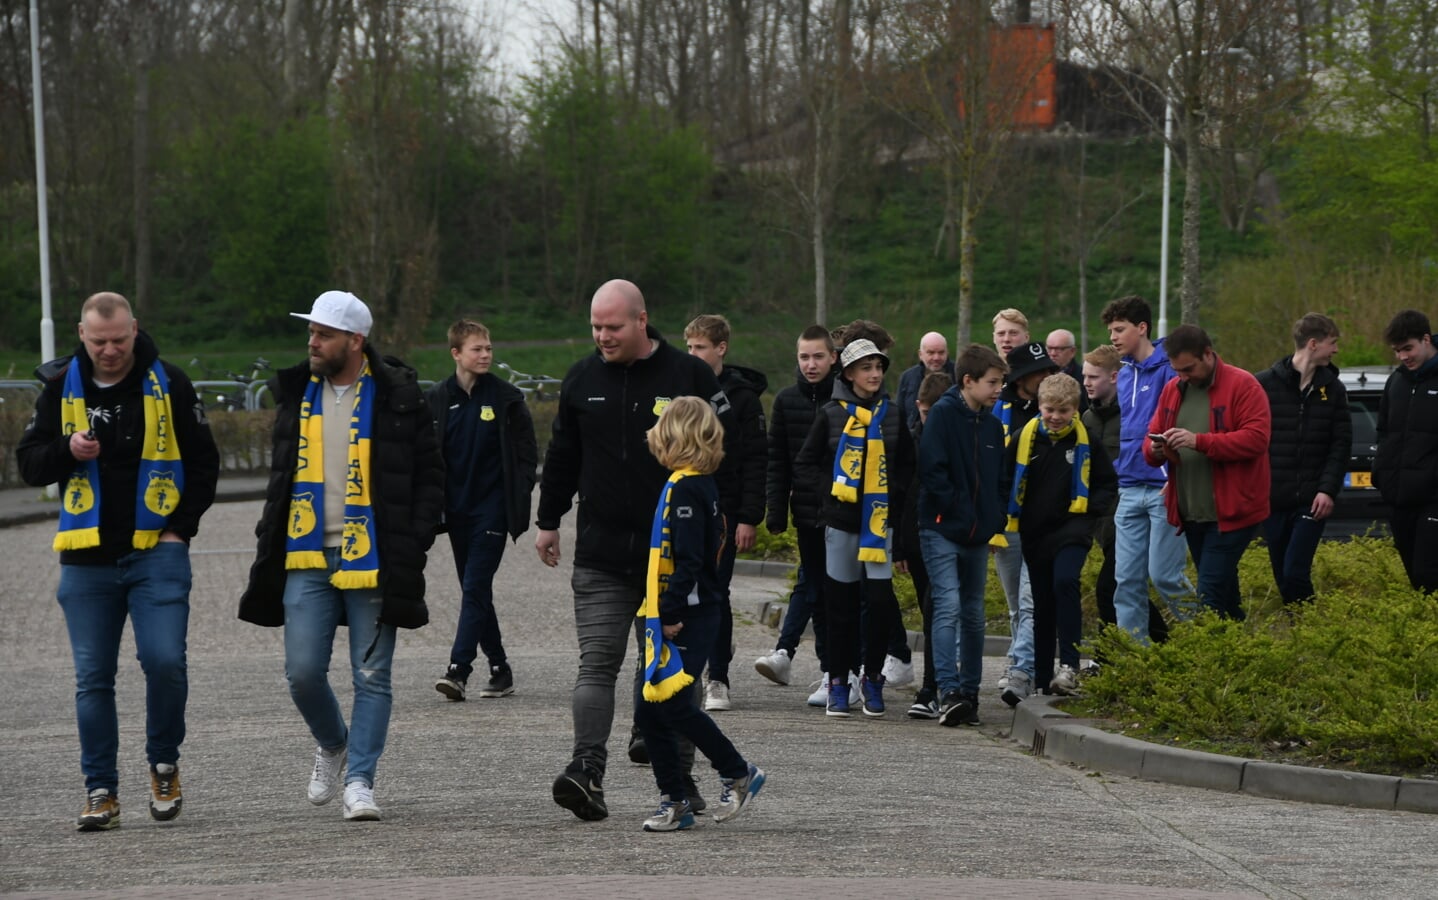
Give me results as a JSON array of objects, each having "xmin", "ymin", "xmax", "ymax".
[
  {"xmin": 765, "ymin": 368, "xmax": 835, "ymax": 533},
  {"xmin": 239, "ymin": 346, "xmax": 445, "ymax": 629},
  {"xmin": 794, "ymin": 377, "xmax": 914, "ymax": 554},
  {"xmin": 1374, "ymin": 353, "xmax": 1438, "ymax": 510},
  {"xmin": 535, "ymin": 326, "xmax": 728, "ymax": 576},
  {"xmin": 1256, "ymin": 357, "xmax": 1351, "ymax": 512},
  {"xmin": 716, "ymin": 364, "xmax": 768, "ymax": 526}
]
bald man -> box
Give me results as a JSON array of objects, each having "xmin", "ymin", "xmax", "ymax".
[
  {"xmin": 536, "ymin": 279, "xmax": 731, "ymax": 822},
  {"xmin": 896, "ymin": 331, "xmax": 955, "ymax": 430}
]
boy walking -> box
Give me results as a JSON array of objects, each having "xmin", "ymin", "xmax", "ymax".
[{"xmin": 917, "ymin": 345, "xmax": 1008, "ymax": 727}]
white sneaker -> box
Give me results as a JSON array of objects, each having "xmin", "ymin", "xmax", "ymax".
[
  {"xmin": 848, "ymin": 672, "xmax": 862, "ymax": 706},
  {"xmin": 704, "ymin": 680, "xmax": 732, "ymax": 711},
  {"xmin": 307, "ymin": 745, "xmax": 347, "ymax": 806},
  {"xmin": 806, "ymin": 676, "xmax": 829, "ymax": 708},
  {"xmin": 754, "ymin": 649, "xmax": 793, "ymax": 685},
  {"xmin": 881, "ymin": 654, "xmax": 915, "ymax": 687},
  {"xmin": 1050, "ymin": 664, "xmax": 1080, "ymax": 696},
  {"xmin": 342, "ymin": 781, "xmax": 381, "ymax": 821}
]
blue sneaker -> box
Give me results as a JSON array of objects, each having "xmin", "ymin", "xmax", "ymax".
[
  {"xmin": 860, "ymin": 675, "xmax": 886, "ymax": 718},
  {"xmin": 713, "ymin": 764, "xmax": 766, "ymax": 823},
  {"xmin": 642, "ymin": 796, "xmax": 694, "ymax": 832},
  {"xmin": 825, "ymin": 678, "xmax": 850, "ymax": 717}
]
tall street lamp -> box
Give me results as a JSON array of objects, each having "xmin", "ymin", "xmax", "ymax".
[{"xmin": 1158, "ymin": 46, "xmax": 1247, "ymax": 338}]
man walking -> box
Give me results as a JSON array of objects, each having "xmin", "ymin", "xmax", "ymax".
[
  {"xmin": 896, "ymin": 331, "xmax": 954, "ymax": 429},
  {"xmin": 1255, "ymin": 314, "xmax": 1350, "ymax": 605},
  {"xmin": 18, "ymin": 291, "xmax": 220, "ymax": 830},
  {"xmin": 536, "ymin": 279, "xmax": 729, "ymax": 822},
  {"xmin": 1146, "ymin": 326, "xmax": 1271, "ymax": 620},
  {"xmin": 429, "ymin": 319, "xmax": 538, "ymax": 701},
  {"xmin": 239, "ymin": 290, "xmax": 444, "ymax": 822},
  {"xmin": 1374, "ymin": 309, "xmax": 1438, "ymax": 593}
]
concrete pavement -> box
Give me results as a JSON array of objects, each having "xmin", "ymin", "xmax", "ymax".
[{"xmin": 2, "ymin": 485, "xmax": 1438, "ymax": 897}]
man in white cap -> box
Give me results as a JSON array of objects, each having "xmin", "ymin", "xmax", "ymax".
[{"xmin": 240, "ymin": 290, "xmax": 445, "ymax": 821}]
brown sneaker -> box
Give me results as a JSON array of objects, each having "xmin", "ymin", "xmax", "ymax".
[
  {"xmin": 77, "ymin": 789, "xmax": 120, "ymax": 831},
  {"xmin": 149, "ymin": 763, "xmax": 183, "ymax": 821}
]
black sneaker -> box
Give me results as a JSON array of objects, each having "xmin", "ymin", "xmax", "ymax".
[
  {"xmin": 628, "ymin": 733, "xmax": 650, "ymax": 766},
  {"xmin": 683, "ymin": 773, "xmax": 707, "ymax": 814},
  {"xmin": 435, "ymin": 665, "xmax": 467, "ymax": 701},
  {"xmin": 479, "ymin": 664, "xmax": 514, "ymax": 698},
  {"xmin": 907, "ymin": 687, "xmax": 940, "ymax": 720},
  {"xmin": 552, "ymin": 761, "xmax": 608, "ymax": 821},
  {"xmin": 939, "ymin": 690, "xmax": 979, "ymax": 727}
]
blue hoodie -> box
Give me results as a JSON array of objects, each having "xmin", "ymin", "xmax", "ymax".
[{"xmin": 1115, "ymin": 337, "xmax": 1176, "ymax": 488}]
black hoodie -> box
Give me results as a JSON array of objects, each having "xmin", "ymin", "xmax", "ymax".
[{"xmin": 716, "ymin": 363, "xmax": 768, "ymax": 527}]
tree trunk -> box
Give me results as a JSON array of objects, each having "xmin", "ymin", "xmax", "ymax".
[
  {"xmin": 132, "ymin": 12, "xmax": 152, "ymax": 313},
  {"xmin": 1180, "ymin": 115, "xmax": 1203, "ymax": 325},
  {"xmin": 812, "ymin": 113, "xmax": 828, "ymax": 327},
  {"xmin": 957, "ymin": 180, "xmax": 977, "ymax": 346}
]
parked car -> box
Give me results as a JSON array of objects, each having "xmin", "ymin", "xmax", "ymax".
[{"xmin": 1327, "ymin": 366, "xmax": 1393, "ymax": 539}]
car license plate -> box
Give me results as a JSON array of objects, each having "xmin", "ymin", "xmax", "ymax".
[{"xmin": 1346, "ymin": 471, "xmax": 1373, "ymax": 488}]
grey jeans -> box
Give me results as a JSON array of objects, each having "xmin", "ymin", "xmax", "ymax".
[{"xmin": 570, "ymin": 566, "xmax": 645, "ymax": 776}]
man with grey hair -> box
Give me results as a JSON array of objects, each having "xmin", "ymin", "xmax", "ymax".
[{"xmin": 536, "ymin": 279, "xmax": 730, "ymax": 822}]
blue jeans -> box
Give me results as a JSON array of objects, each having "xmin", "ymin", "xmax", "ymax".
[
  {"xmin": 1113, "ymin": 485, "xmax": 1195, "ymax": 639},
  {"xmin": 1263, "ymin": 509, "xmax": 1326, "ymax": 605},
  {"xmin": 446, "ymin": 520, "xmax": 508, "ymax": 679},
  {"xmin": 993, "ymin": 535, "xmax": 1034, "ymax": 678},
  {"xmin": 57, "ymin": 542, "xmax": 192, "ymax": 793},
  {"xmin": 1184, "ymin": 522, "xmax": 1258, "ymax": 621},
  {"xmin": 920, "ymin": 530, "xmax": 988, "ymax": 697},
  {"xmin": 570, "ymin": 566, "xmax": 645, "ymax": 777},
  {"xmin": 282, "ymin": 549, "xmax": 397, "ymax": 788},
  {"xmin": 634, "ymin": 604, "xmax": 748, "ymax": 803}
]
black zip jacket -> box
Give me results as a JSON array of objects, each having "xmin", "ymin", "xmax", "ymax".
[
  {"xmin": 426, "ymin": 374, "xmax": 538, "ymax": 541},
  {"xmin": 658, "ymin": 473, "xmax": 726, "ymax": 625},
  {"xmin": 1374, "ymin": 353, "xmax": 1438, "ymax": 510},
  {"xmin": 17, "ymin": 331, "xmax": 220, "ymax": 565},
  {"xmin": 716, "ymin": 364, "xmax": 768, "ymax": 526},
  {"xmin": 535, "ymin": 326, "xmax": 729, "ymax": 576},
  {"xmin": 765, "ymin": 368, "xmax": 836, "ymax": 533},
  {"xmin": 1003, "ymin": 423, "xmax": 1117, "ymax": 557},
  {"xmin": 1256, "ymin": 357, "xmax": 1351, "ymax": 512},
  {"xmin": 794, "ymin": 377, "xmax": 914, "ymax": 556},
  {"xmin": 917, "ymin": 385, "xmax": 1006, "ymax": 546},
  {"xmin": 239, "ymin": 346, "xmax": 445, "ymax": 629}
]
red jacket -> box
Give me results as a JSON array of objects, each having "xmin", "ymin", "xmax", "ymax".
[{"xmin": 1144, "ymin": 354, "xmax": 1271, "ymax": 533}]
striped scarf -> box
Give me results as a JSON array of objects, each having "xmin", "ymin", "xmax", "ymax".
[
  {"xmin": 55, "ymin": 359, "xmax": 184, "ymax": 551},
  {"xmin": 1006, "ymin": 417, "xmax": 1091, "ymax": 533},
  {"xmin": 640, "ymin": 469, "xmax": 702, "ymax": 702},
  {"xmin": 831, "ymin": 398, "xmax": 890, "ymax": 563},
  {"xmin": 285, "ymin": 363, "xmax": 381, "ymax": 589}
]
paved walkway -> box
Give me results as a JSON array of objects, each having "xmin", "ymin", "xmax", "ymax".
[{"xmin": 2, "ymin": 482, "xmax": 1437, "ymax": 897}]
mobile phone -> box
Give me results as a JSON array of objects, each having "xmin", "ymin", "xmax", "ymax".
[
  {"xmin": 82, "ymin": 430, "xmax": 95, "ymax": 441},
  {"xmin": 1148, "ymin": 433, "xmax": 1166, "ymax": 444}
]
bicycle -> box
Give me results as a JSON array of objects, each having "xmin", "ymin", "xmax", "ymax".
[
  {"xmin": 496, "ymin": 361, "xmax": 562, "ymax": 401},
  {"xmin": 189, "ymin": 357, "xmax": 272, "ymax": 412}
]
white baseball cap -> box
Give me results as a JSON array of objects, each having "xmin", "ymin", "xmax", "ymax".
[{"xmin": 290, "ymin": 291, "xmax": 372, "ymax": 336}]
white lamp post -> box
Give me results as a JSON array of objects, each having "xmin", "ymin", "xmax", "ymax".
[
  {"xmin": 30, "ymin": 0, "xmax": 54, "ymax": 363},
  {"xmin": 1158, "ymin": 47, "xmax": 1247, "ymax": 339}
]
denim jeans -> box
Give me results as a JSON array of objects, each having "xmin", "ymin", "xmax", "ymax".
[
  {"xmin": 775, "ymin": 526, "xmax": 828, "ymax": 670},
  {"xmin": 57, "ymin": 542, "xmax": 192, "ymax": 793},
  {"xmin": 1113, "ymin": 485, "xmax": 1195, "ymax": 640},
  {"xmin": 1184, "ymin": 522, "xmax": 1258, "ymax": 621},
  {"xmin": 1263, "ymin": 509, "xmax": 1327, "ymax": 605},
  {"xmin": 920, "ymin": 529, "xmax": 988, "ymax": 697},
  {"xmin": 992, "ymin": 535, "xmax": 1034, "ymax": 678},
  {"xmin": 634, "ymin": 604, "xmax": 748, "ymax": 803},
  {"xmin": 282, "ymin": 549, "xmax": 397, "ymax": 788},
  {"xmin": 569, "ymin": 566, "xmax": 645, "ymax": 778},
  {"xmin": 1023, "ymin": 542, "xmax": 1088, "ymax": 689},
  {"xmin": 705, "ymin": 519, "xmax": 739, "ymax": 685},
  {"xmin": 446, "ymin": 521, "xmax": 508, "ymax": 679}
]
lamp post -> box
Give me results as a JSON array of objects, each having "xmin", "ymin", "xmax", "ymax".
[
  {"xmin": 30, "ymin": 0, "xmax": 54, "ymax": 363},
  {"xmin": 1158, "ymin": 47, "xmax": 1247, "ymax": 339}
]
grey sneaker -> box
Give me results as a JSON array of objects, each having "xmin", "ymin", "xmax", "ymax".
[
  {"xmin": 713, "ymin": 764, "xmax": 766, "ymax": 823},
  {"xmin": 642, "ymin": 796, "xmax": 695, "ymax": 832},
  {"xmin": 1049, "ymin": 664, "xmax": 1080, "ymax": 696},
  {"xmin": 308, "ymin": 744, "xmax": 347, "ymax": 805},
  {"xmin": 1001, "ymin": 670, "xmax": 1033, "ymax": 707}
]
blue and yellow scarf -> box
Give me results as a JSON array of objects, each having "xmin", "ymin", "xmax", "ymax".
[
  {"xmin": 1006, "ymin": 417, "xmax": 1091, "ymax": 533},
  {"xmin": 55, "ymin": 360, "xmax": 184, "ymax": 551},
  {"xmin": 285, "ymin": 364, "xmax": 380, "ymax": 589},
  {"xmin": 640, "ymin": 468, "xmax": 702, "ymax": 702},
  {"xmin": 831, "ymin": 398, "xmax": 890, "ymax": 563}
]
